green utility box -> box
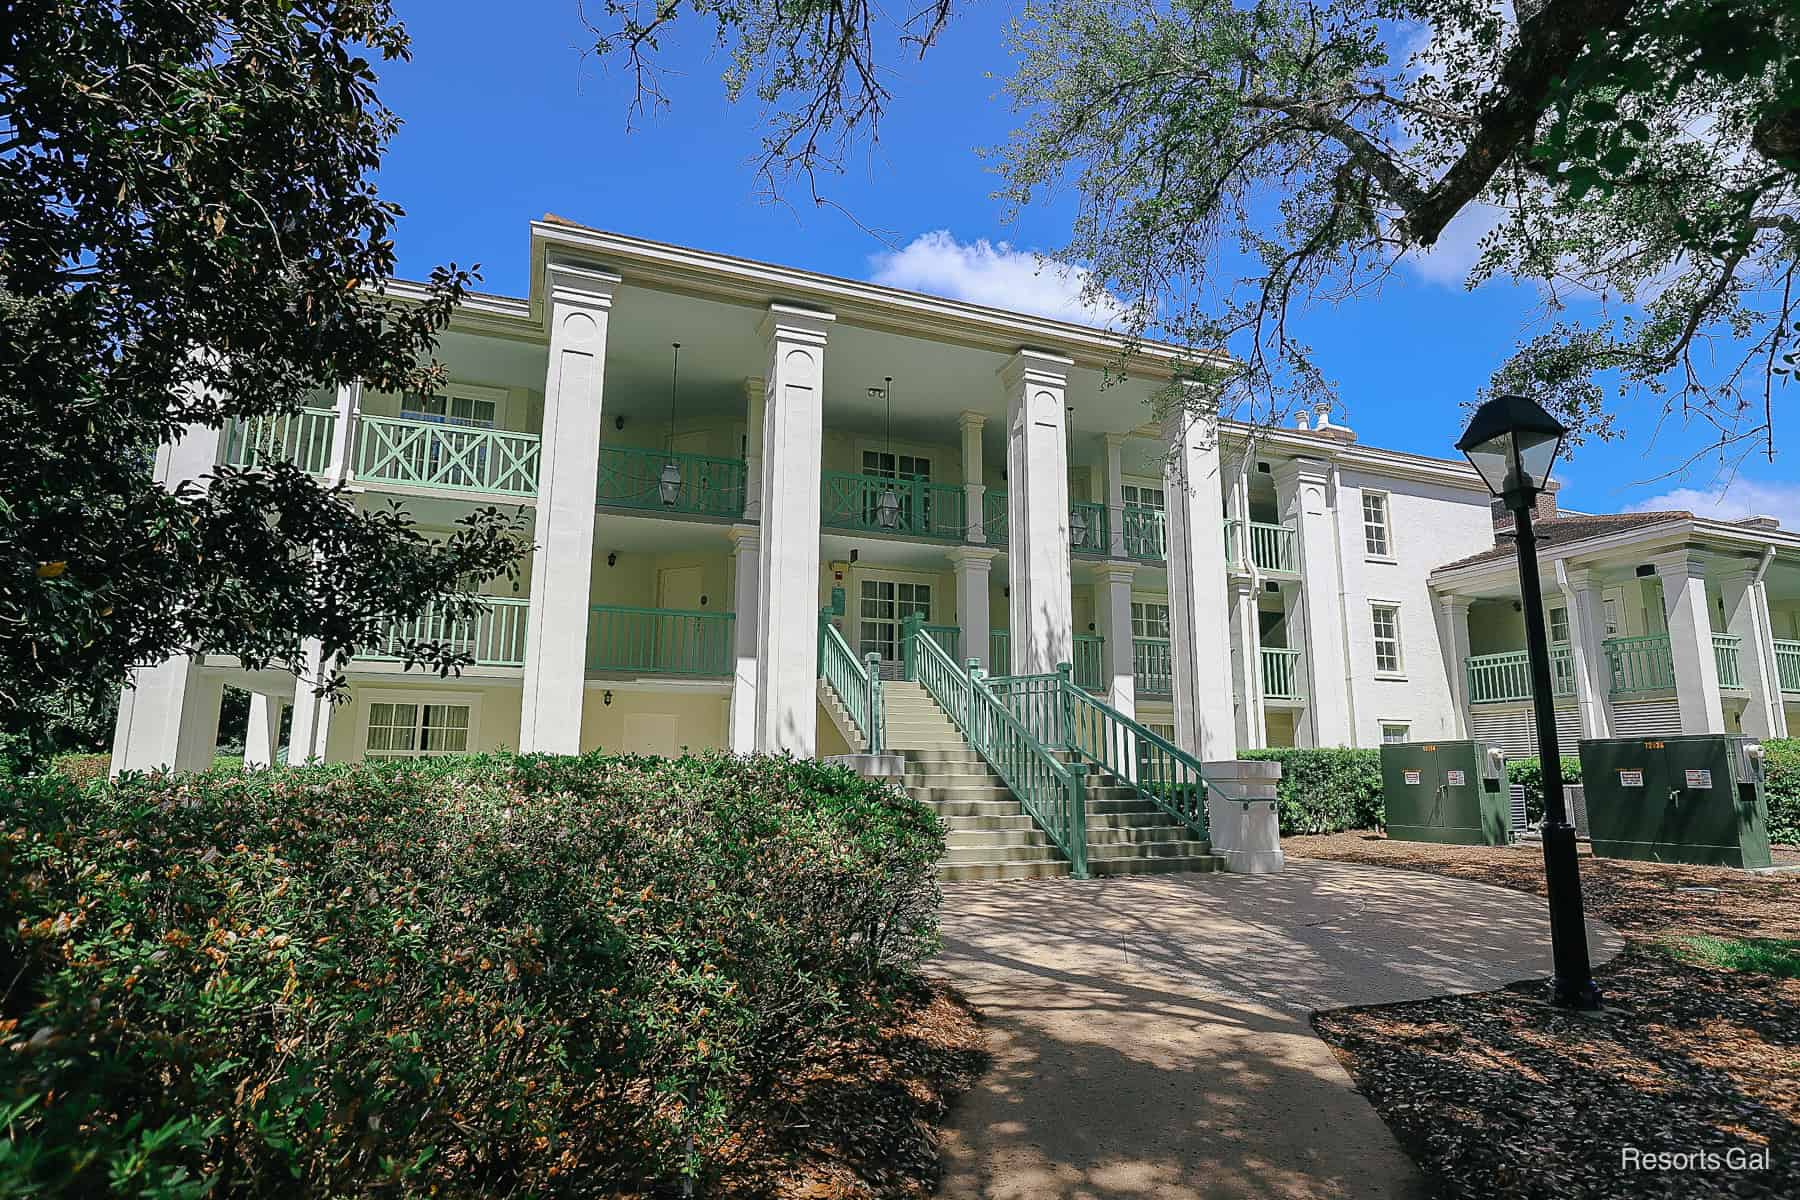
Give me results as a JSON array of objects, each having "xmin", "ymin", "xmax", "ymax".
[
  {"xmin": 1380, "ymin": 741, "xmax": 1511, "ymax": 845},
  {"xmin": 1576, "ymin": 735, "xmax": 1772, "ymax": 868}
]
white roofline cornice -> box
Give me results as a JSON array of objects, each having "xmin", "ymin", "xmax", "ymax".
[{"xmin": 1428, "ymin": 516, "xmax": 1800, "ymax": 592}]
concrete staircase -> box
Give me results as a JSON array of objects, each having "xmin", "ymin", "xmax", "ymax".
[{"xmin": 880, "ymin": 680, "xmax": 1224, "ymax": 882}]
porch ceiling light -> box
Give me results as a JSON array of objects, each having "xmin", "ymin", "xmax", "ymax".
[
  {"xmin": 1456, "ymin": 393, "xmax": 1565, "ymax": 509},
  {"xmin": 876, "ymin": 485, "xmax": 901, "ymax": 529},
  {"xmin": 659, "ymin": 459, "xmax": 682, "ymax": 506},
  {"xmin": 1069, "ymin": 504, "xmax": 1089, "ymax": 547}
]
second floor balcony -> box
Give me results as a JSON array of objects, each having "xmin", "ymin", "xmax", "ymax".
[{"xmin": 1465, "ymin": 633, "xmax": 1756, "ymax": 705}]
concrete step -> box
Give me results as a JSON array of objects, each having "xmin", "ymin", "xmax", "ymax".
[
  {"xmin": 929, "ymin": 798, "xmax": 1042, "ymax": 818},
  {"xmin": 1087, "ymin": 854, "xmax": 1224, "ymax": 877},
  {"xmin": 1086, "ymin": 839, "xmax": 1215, "ymax": 861},
  {"xmin": 939, "ymin": 813, "xmax": 1041, "ymax": 832},
  {"xmin": 1084, "ymin": 810, "xmax": 1200, "ymax": 830},
  {"xmin": 942, "ymin": 843, "xmax": 1069, "ymax": 865},
  {"xmin": 937, "ymin": 859, "xmax": 1073, "ymax": 883},
  {"xmin": 908, "ymin": 785, "xmax": 1016, "ymax": 804},
  {"xmin": 893, "ymin": 749, "xmax": 988, "ymax": 766},
  {"xmin": 945, "ymin": 828, "xmax": 1055, "ymax": 848},
  {"xmin": 903, "ymin": 771, "xmax": 1004, "ymax": 789}
]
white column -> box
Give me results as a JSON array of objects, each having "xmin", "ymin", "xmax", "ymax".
[
  {"xmin": 1718, "ymin": 563, "xmax": 1784, "ymax": 738},
  {"xmin": 324, "ymin": 381, "xmax": 362, "ymax": 486},
  {"xmin": 1001, "ymin": 350, "xmax": 1075, "ymax": 675},
  {"xmin": 1231, "ymin": 576, "xmax": 1266, "ymax": 748},
  {"xmin": 1273, "ymin": 458, "xmax": 1352, "ymax": 747},
  {"xmin": 1163, "ymin": 399, "xmax": 1236, "ymax": 760},
  {"xmin": 728, "ymin": 525, "xmax": 760, "ymax": 753},
  {"xmin": 1103, "ymin": 433, "xmax": 1128, "ymax": 559},
  {"xmin": 951, "ymin": 546, "xmax": 998, "ymax": 673},
  {"xmin": 959, "ymin": 411, "xmax": 987, "ymax": 543},
  {"xmin": 1750, "ymin": 564, "xmax": 1792, "ymax": 738},
  {"xmin": 519, "ymin": 261, "xmax": 618, "ymax": 754},
  {"xmin": 1559, "ymin": 565, "xmax": 1613, "ymax": 738},
  {"xmin": 243, "ymin": 692, "xmax": 282, "ymax": 768},
  {"xmin": 287, "ymin": 642, "xmax": 334, "ymax": 763},
  {"xmin": 1435, "ymin": 593, "xmax": 1473, "ymax": 739},
  {"xmin": 742, "ymin": 378, "xmax": 765, "ymax": 521},
  {"xmin": 756, "ymin": 305, "xmax": 833, "ymax": 756},
  {"xmin": 1095, "ymin": 563, "xmax": 1137, "ymax": 717},
  {"xmin": 1654, "ymin": 550, "xmax": 1726, "ymax": 734},
  {"xmin": 1225, "ymin": 459, "xmax": 1251, "ymax": 571}
]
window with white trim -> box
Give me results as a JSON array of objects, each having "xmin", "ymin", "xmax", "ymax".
[
  {"xmin": 1371, "ymin": 604, "xmax": 1404, "ymax": 674},
  {"xmin": 1362, "ymin": 491, "xmax": 1391, "ymax": 557},
  {"xmin": 401, "ymin": 390, "xmax": 497, "ymax": 428},
  {"xmin": 1122, "ymin": 483, "xmax": 1165, "ymax": 511},
  {"xmin": 1549, "ymin": 606, "xmax": 1571, "ymax": 645},
  {"xmin": 365, "ymin": 701, "xmax": 472, "ymax": 759},
  {"xmin": 859, "ymin": 579, "xmax": 931, "ymax": 664},
  {"xmin": 1381, "ymin": 722, "xmax": 1411, "ymax": 744},
  {"xmin": 1130, "ymin": 600, "xmax": 1171, "ymax": 640}
]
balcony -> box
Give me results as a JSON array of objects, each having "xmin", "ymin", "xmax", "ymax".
[
  {"xmin": 1713, "ymin": 633, "xmax": 1744, "ymax": 690},
  {"xmin": 1122, "ymin": 505, "xmax": 1166, "ymax": 562},
  {"xmin": 1069, "ymin": 502, "xmax": 1108, "ymax": 556},
  {"xmin": 586, "ymin": 605, "xmax": 734, "ymax": 676},
  {"xmin": 1261, "ymin": 646, "xmax": 1304, "ymax": 701},
  {"xmin": 354, "ymin": 415, "xmax": 541, "ymax": 497},
  {"xmin": 1777, "ymin": 639, "xmax": 1800, "ymax": 694},
  {"xmin": 981, "ymin": 490, "xmax": 1008, "ymax": 545},
  {"xmin": 596, "ymin": 445, "xmax": 746, "ymax": 517},
  {"xmin": 364, "ymin": 596, "xmax": 530, "ymax": 669},
  {"xmin": 821, "ymin": 472, "xmax": 967, "ymax": 540},
  {"xmin": 1225, "ymin": 520, "xmax": 1300, "ymax": 575},
  {"xmin": 1133, "ymin": 636, "xmax": 1172, "ymax": 696},
  {"xmin": 1465, "ymin": 646, "xmax": 1576, "ymax": 704},
  {"xmin": 1605, "ymin": 634, "xmax": 1675, "ymax": 695},
  {"xmin": 980, "ymin": 628, "xmax": 1104, "ymax": 690},
  {"xmin": 223, "ymin": 410, "xmax": 337, "ymax": 475}
]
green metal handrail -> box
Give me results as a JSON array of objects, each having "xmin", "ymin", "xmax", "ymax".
[
  {"xmin": 820, "ymin": 471, "xmax": 967, "ymax": 539},
  {"xmin": 364, "ymin": 595, "xmax": 529, "ymax": 668},
  {"xmin": 1713, "ymin": 633, "xmax": 1744, "ymax": 689},
  {"xmin": 1073, "ymin": 633, "xmax": 1105, "ymax": 689},
  {"xmin": 586, "ymin": 604, "xmax": 734, "ymax": 676},
  {"xmin": 1064, "ymin": 678, "xmax": 1212, "ymax": 841},
  {"xmin": 982, "ymin": 489, "xmax": 1009, "ymax": 545},
  {"xmin": 1133, "ymin": 637, "xmax": 1172, "ymax": 695},
  {"xmin": 1070, "ymin": 501, "xmax": 1109, "ymax": 555},
  {"xmin": 224, "ymin": 409, "xmax": 337, "ymax": 474},
  {"xmin": 1464, "ymin": 645, "xmax": 1577, "ymax": 704},
  {"xmin": 819, "ymin": 613, "xmax": 884, "ymax": 752},
  {"xmin": 922, "ymin": 623, "xmax": 961, "ymax": 664},
  {"xmin": 595, "ymin": 444, "xmax": 746, "ymax": 516},
  {"xmin": 912, "ymin": 629, "xmax": 1087, "ymax": 877},
  {"xmin": 1604, "ymin": 634, "xmax": 1675, "ymax": 694},
  {"xmin": 354, "ymin": 414, "xmax": 540, "ymax": 496},
  {"xmin": 1122, "ymin": 505, "xmax": 1166, "ymax": 561},
  {"xmin": 1776, "ymin": 638, "xmax": 1800, "ymax": 694},
  {"xmin": 1261, "ymin": 646, "xmax": 1305, "ymax": 700}
]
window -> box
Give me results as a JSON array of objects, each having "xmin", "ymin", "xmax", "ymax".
[
  {"xmin": 859, "ymin": 579, "xmax": 931, "ymax": 664},
  {"xmin": 1371, "ymin": 604, "xmax": 1403, "ymax": 674},
  {"xmin": 401, "ymin": 390, "xmax": 497, "ymax": 428},
  {"xmin": 1362, "ymin": 491, "xmax": 1391, "ymax": 557},
  {"xmin": 1122, "ymin": 484, "xmax": 1165, "ymax": 510},
  {"xmin": 860, "ymin": 451, "xmax": 934, "ymax": 529},
  {"xmin": 1549, "ymin": 606, "xmax": 1571, "ymax": 645},
  {"xmin": 365, "ymin": 701, "xmax": 472, "ymax": 759},
  {"xmin": 1381, "ymin": 722, "xmax": 1411, "ymax": 744},
  {"xmin": 1131, "ymin": 600, "xmax": 1171, "ymax": 640}
]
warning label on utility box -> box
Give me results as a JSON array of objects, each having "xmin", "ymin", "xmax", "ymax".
[
  {"xmin": 1618, "ymin": 769, "xmax": 1645, "ymax": 788},
  {"xmin": 1445, "ymin": 769, "xmax": 1466, "ymax": 786},
  {"xmin": 1684, "ymin": 769, "xmax": 1713, "ymax": 789},
  {"xmin": 1404, "ymin": 770, "xmax": 1422, "ymax": 785}
]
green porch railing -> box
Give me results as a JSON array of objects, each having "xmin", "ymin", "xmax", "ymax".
[
  {"xmin": 1777, "ymin": 639, "xmax": 1800, "ymax": 694},
  {"xmin": 1070, "ymin": 501, "xmax": 1109, "ymax": 555},
  {"xmin": 923, "ymin": 623, "xmax": 961, "ymax": 664},
  {"xmin": 911, "ymin": 630, "xmax": 1088, "ymax": 877},
  {"xmin": 223, "ymin": 410, "xmax": 338, "ymax": 474},
  {"xmin": 585, "ymin": 604, "xmax": 734, "ymax": 675},
  {"xmin": 1261, "ymin": 646, "xmax": 1304, "ymax": 700},
  {"xmin": 364, "ymin": 596, "xmax": 529, "ymax": 668},
  {"xmin": 354, "ymin": 415, "xmax": 540, "ymax": 497},
  {"xmin": 982, "ymin": 488, "xmax": 1009, "ymax": 545},
  {"xmin": 1122, "ymin": 505, "xmax": 1166, "ymax": 561},
  {"xmin": 1464, "ymin": 645, "xmax": 1577, "ymax": 704},
  {"xmin": 821, "ymin": 471, "xmax": 967, "ymax": 539},
  {"xmin": 1713, "ymin": 633, "xmax": 1744, "ymax": 689},
  {"xmin": 820, "ymin": 613, "xmax": 884, "ymax": 752},
  {"xmin": 1604, "ymin": 634, "xmax": 1675, "ymax": 695},
  {"xmin": 1133, "ymin": 637, "xmax": 1172, "ymax": 696},
  {"xmin": 595, "ymin": 444, "xmax": 746, "ymax": 516},
  {"xmin": 1073, "ymin": 633, "xmax": 1105, "ymax": 689},
  {"xmin": 989, "ymin": 628, "xmax": 1011, "ymax": 673},
  {"xmin": 1063, "ymin": 676, "xmax": 1212, "ymax": 841}
]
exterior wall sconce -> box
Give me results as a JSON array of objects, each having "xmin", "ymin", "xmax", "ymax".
[
  {"xmin": 602, "ymin": 690, "xmax": 613, "ymax": 706},
  {"xmin": 606, "ymin": 552, "xmax": 617, "ymax": 567}
]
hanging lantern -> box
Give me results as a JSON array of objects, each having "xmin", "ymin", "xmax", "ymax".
[
  {"xmin": 659, "ymin": 459, "xmax": 682, "ymax": 506},
  {"xmin": 876, "ymin": 486, "xmax": 901, "ymax": 529},
  {"xmin": 1069, "ymin": 505, "xmax": 1089, "ymax": 547}
]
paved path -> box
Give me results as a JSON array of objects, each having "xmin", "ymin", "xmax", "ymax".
[{"xmin": 933, "ymin": 858, "xmax": 1623, "ymax": 1200}]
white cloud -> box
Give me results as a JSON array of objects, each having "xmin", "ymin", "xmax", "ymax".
[
  {"xmin": 869, "ymin": 230, "xmax": 1130, "ymax": 327},
  {"xmin": 1403, "ymin": 200, "xmax": 1507, "ymax": 288},
  {"xmin": 1628, "ymin": 479, "xmax": 1800, "ymax": 531}
]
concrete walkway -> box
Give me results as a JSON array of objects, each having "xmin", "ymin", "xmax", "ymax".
[{"xmin": 933, "ymin": 858, "xmax": 1623, "ymax": 1199}]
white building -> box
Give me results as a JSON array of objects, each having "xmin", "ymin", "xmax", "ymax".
[{"xmin": 110, "ymin": 220, "xmax": 1800, "ymax": 777}]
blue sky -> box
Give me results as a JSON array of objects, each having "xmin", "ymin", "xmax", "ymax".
[{"xmin": 375, "ymin": 3, "xmax": 1794, "ymax": 524}]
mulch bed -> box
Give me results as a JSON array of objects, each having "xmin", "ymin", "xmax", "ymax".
[
  {"xmin": 1289, "ymin": 834, "xmax": 1799, "ymax": 1199},
  {"xmin": 707, "ymin": 976, "xmax": 990, "ymax": 1199}
]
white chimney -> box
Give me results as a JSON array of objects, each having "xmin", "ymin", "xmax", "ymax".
[{"xmin": 1293, "ymin": 410, "xmax": 1311, "ymax": 431}]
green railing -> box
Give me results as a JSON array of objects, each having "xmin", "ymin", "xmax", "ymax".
[
  {"xmin": 1073, "ymin": 633, "xmax": 1105, "ymax": 689},
  {"xmin": 1604, "ymin": 634, "xmax": 1675, "ymax": 695},
  {"xmin": 354, "ymin": 415, "xmax": 540, "ymax": 497},
  {"xmin": 990, "ymin": 628, "xmax": 1011, "ymax": 673},
  {"xmin": 595, "ymin": 444, "xmax": 746, "ymax": 516},
  {"xmin": 585, "ymin": 605, "xmax": 734, "ymax": 676},
  {"xmin": 1069, "ymin": 501, "xmax": 1109, "ymax": 555},
  {"xmin": 1226, "ymin": 519, "xmax": 1300, "ymax": 574},
  {"xmin": 982, "ymin": 489, "xmax": 1009, "ymax": 545},
  {"xmin": 1122, "ymin": 505, "xmax": 1166, "ymax": 561},
  {"xmin": 364, "ymin": 596, "xmax": 529, "ymax": 668},
  {"xmin": 922, "ymin": 623, "xmax": 961, "ymax": 664},
  {"xmin": 1064, "ymin": 677, "xmax": 1212, "ymax": 841},
  {"xmin": 1464, "ymin": 645, "xmax": 1577, "ymax": 704},
  {"xmin": 223, "ymin": 410, "xmax": 338, "ymax": 474},
  {"xmin": 1261, "ymin": 646, "xmax": 1304, "ymax": 700},
  {"xmin": 1133, "ymin": 637, "xmax": 1172, "ymax": 696},
  {"xmin": 911, "ymin": 630, "xmax": 1088, "ymax": 877},
  {"xmin": 820, "ymin": 613, "xmax": 884, "ymax": 752},
  {"xmin": 1776, "ymin": 639, "xmax": 1800, "ymax": 693},
  {"xmin": 820, "ymin": 471, "xmax": 967, "ymax": 539},
  {"xmin": 1713, "ymin": 633, "xmax": 1744, "ymax": 689}
]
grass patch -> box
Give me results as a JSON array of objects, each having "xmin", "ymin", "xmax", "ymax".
[{"xmin": 1674, "ymin": 935, "xmax": 1800, "ymax": 978}]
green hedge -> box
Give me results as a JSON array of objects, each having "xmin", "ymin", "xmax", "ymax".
[
  {"xmin": 0, "ymin": 751, "xmax": 944, "ymax": 1196},
  {"xmin": 1766, "ymin": 738, "xmax": 1799, "ymax": 846},
  {"xmin": 1499, "ymin": 755, "xmax": 1583, "ymax": 826},
  {"xmin": 1240, "ymin": 748, "xmax": 1384, "ymax": 834}
]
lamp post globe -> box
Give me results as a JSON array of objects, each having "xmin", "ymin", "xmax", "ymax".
[{"xmin": 1457, "ymin": 393, "xmax": 1600, "ymax": 1011}]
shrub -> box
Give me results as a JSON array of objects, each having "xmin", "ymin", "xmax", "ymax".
[
  {"xmin": 0, "ymin": 751, "xmax": 943, "ymax": 1196},
  {"xmin": 1764, "ymin": 738, "xmax": 1799, "ymax": 846},
  {"xmin": 46, "ymin": 751, "xmax": 108, "ymax": 787},
  {"xmin": 1240, "ymin": 747, "xmax": 1384, "ymax": 834},
  {"xmin": 1499, "ymin": 755, "xmax": 1583, "ymax": 825}
]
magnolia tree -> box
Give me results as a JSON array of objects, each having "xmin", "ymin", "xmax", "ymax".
[
  {"xmin": 590, "ymin": 0, "xmax": 1797, "ymax": 455},
  {"xmin": 1, "ymin": 3, "xmax": 527, "ymax": 766}
]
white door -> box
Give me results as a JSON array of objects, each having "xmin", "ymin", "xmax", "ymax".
[{"xmin": 858, "ymin": 576, "xmax": 932, "ymax": 675}]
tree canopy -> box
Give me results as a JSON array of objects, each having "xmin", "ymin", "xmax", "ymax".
[
  {"xmin": 591, "ymin": 0, "xmax": 1798, "ymax": 459},
  {"xmin": 2, "ymin": 2, "xmax": 525, "ymax": 765}
]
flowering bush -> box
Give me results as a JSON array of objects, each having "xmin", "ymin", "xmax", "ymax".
[{"xmin": 0, "ymin": 751, "xmax": 943, "ymax": 1196}]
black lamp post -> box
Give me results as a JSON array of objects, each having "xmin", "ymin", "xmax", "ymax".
[{"xmin": 1457, "ymin": 394, "xmax": 1601, "ymax": 1010}]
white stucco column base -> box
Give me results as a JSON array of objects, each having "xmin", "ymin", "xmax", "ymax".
[
  {"xmin": 1163, "ymin": 401, "xmax": 1236, "ymax": 760},
  {"xmin": 1095, "ymin": 563, "xmax": 1137, "ymax": 718},
  {"xmin": 1002, "ymin": 350, "xmax": 1075, "ymax": 675},
  {"xmin": 110, "ymin": 658, "xmax": 224, "ymax": 776},
  {"xmin": 1655, "ymin": 550, "xmax": 1726, "ymax": 734},
  {"xmin": 728, "ymin": 525, "xmax": 761, "ymax": 754},
  {"xmin": 950, "ymin": 546, "xmax": 998, "ymax": 673},
  {"xmin": 243, "ymin": 691, "xmax": 282, "ymax": 769},
  {"xmin": 1204, "ymin": 759, "xmax": 1284, "ymax": 874},
  {"xmin": 1229, "ymin": 576, "xmax": 1264, "ymax": 748}
]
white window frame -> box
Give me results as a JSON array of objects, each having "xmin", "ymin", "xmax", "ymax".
[
  {"xmin": 854, "ymin": 569, "xmax": 936, "ymax": 664},
  {"xmin": 358, "ymin": 690, "xmax": 483, "ymax": 762},
  {"xmin": 400, "ymin": 381, "xmax": 511, "ymax": 429},
  {"xmin": 1380, "ymin": 721, "xmax": 1411, "ymax": 744},
  {"xmin": 1130, "ymin": 596, "xmax": 1172, "ymax": 640},
  {"xmin": 1361, "ymin": 490, "xmax": 1394, "ymax": 560},
  {"xmin": 1369, "ymin": 601, "xmax": 1405, "ymax": 677}
]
